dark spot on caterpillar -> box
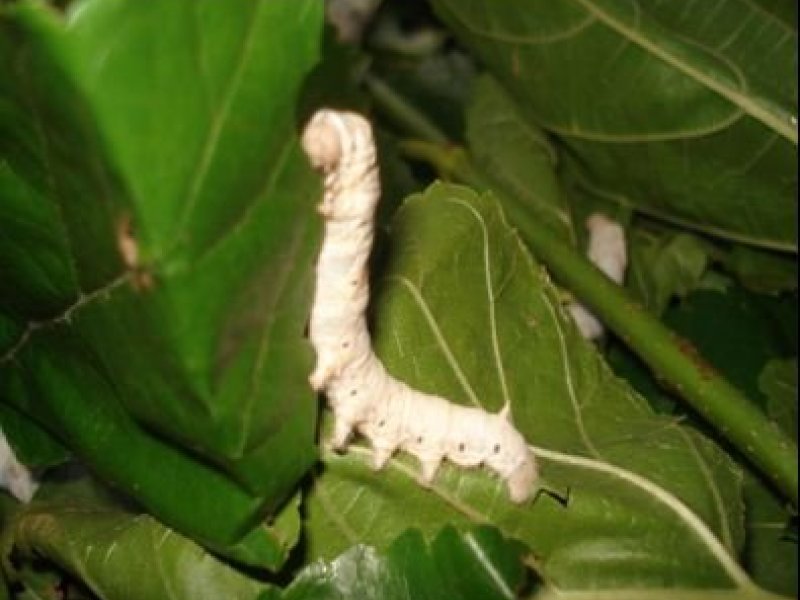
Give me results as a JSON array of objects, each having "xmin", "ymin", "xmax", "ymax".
[
  {"xmin": 350, "ymin": 389, "xmax": 357, "ymax": 396},
  {"xmin": 378, "ymin": 419, "xmax": 385, "ymax": 427},
  {"xmin": 342, "ymin": 341, "xmax": 350, "ymax": 349},
  {"xmin": 493, "ymin": 444, "xmax": 501, "ymax": 454},
  {"xmin": 458, "ymin": 443, "xmax": 466, "ymax": 452},
  {"xmin": 350, "ymin": 280, "xmax": 358, "ymax": 286},
  {"xmin": 416, "ymin": 436, "xmax": 423, "ymax": 444}
]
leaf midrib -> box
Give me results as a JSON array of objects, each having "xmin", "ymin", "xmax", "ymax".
[
  {"xmin": 569, "ymin": 0, "xmax": 797, "ymax": 144},
  {"xmin": 164, "ymin": 0, "xmax": 265, "ymax": 259}
]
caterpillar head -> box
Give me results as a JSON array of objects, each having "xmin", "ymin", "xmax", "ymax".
[
  {"xmin": 301, "ymin": 109, "xmax": 379, "ymax": 221},
  {"xmin": 504, "ymin": 453, "xmax": 537, "ymax": 503},
  {"xmin": 482, "ymin": 407, "xmax": 538, "ymax": 503},
  {"xmin": 302, "ymin": 109, "xmax": 344, "ymax": 172}
]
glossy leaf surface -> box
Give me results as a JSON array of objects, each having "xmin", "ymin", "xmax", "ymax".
[
  {"xmin": 431, "ymin": 0, "xmax": 798, "ymax": 251},
  {"xmin": 286, "ymin": 526, "xmax": 527, "ymax": 600},
  {"xmin": 1, "ymin": 478, "xmax": 278, "ymax": 600},
  {"xmin": 0, "ymin": 0, "xmax": 323, "ymax": 560}
]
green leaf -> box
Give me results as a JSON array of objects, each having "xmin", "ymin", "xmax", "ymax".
[
  {"xmin": 0, "ymin": 162, "xmax": 70, "ymax": 468},
  {"xmin": 0, "ymin": 404, "xmax": 66, "ymax": 470},
  {"xmin": 662, "ymin": 288, "xmax": 795, "ymax": 408},
  {"xmin": 465, "ymin": 76, "xmax": 574, "ymax": 244},
  {"xmin": 0, "ymin": 0, "xmax": 323, "ymax": 559},
  {"xmin": 609, "ymin": 283, "xmax": 796, "ymax": 425},
  {"xmin": 605, "ymin": 285, "xmax": 798, "ymax": 593},
  {"xmin": 0, "ymin": 163, "xmax": 76, "ymax": 322},
  {"xmin": 723, "ymin": 246, "xmax": 798, "ymax": 296},
  {"xmin": 1, "ymin": 477, "xmax": 278, "ymax": 600},
  {"xmin": 298, "ymin": 25, "xmax": 372, "ymax": 120},
  {"xmin": 742, "ymin": 475, "xmax": 798, "ymax": 598},
  {"xmin": 430, "ymin": 0, "xmax": 798, "ymax": 251},
  {"xmin": 626, "ymin": 226, "xmax": 712, "ymax": 316},
  {"xmin": 284, "ymin": 525, "xmax": 528, "ymax": 600},
  {"xmin": 759, "ymin": 358, "xmax": 797, "ymax": 444},
  {"xmin": 360, "ymin": 1, "xmax": 477, "ymax": 143},
  {"xmin": 604, "ymin": 342, "xmax": 678, "ymax": 415},
  {"xmin": 306, "ymin": 183, "xmax": 753, "ymax": 591}
]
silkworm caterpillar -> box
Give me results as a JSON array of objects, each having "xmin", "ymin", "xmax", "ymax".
[
  {"xmin": 567, "ymin": 213, "xmax": 627, "ymax": 340},
  {"xmin": 0, "ymin": 428, "xmax": 37, "ymax": 503},
  {"xmin": 301, "ymin": 109, "xmax": 537, "ymax": 503}
]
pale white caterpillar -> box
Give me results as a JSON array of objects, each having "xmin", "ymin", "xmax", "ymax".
[
  {"xmin": 567, "ymin": 213, "xmax": 627, "ymax": 340},
  {"xmin": 301, "ymin": 109, "xmax": 537, "ymax": 503},
  {"xmin": 0, "ymin": 427, "xmax": 37, "ymax": 503}
]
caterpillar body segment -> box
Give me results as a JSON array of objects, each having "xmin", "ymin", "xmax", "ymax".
[{"xmin": 302, "ymin": 109, "xmax": 537, "ymax": 503}]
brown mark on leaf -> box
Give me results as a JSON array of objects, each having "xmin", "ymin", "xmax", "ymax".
[
  {"xmin": 116, "ymin": 213, "xmax": 154, "ymax": 291},
  {"xmin": 675, "ymin": 335, "xmax": 717, "ymax": 380}
]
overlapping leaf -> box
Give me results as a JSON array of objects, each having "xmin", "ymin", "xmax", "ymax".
[
  {"xmin": 626, "ymin": 227, "xmax": 713, "ymax": 316},
  {"xmin": 305, "ymin": 183, "xmax": 754, "ymax": 591},
  {"xmin": 759, "ymin": 358, "xmax": 797, "ymax": 444},
  {"xmin": 431, "ymin": 0, "xmax": 798, "ymax": 251},
  {"xmin": 1, "ymin": 476, "xmax": 527, "ymax": 600},
  {"xmin": 0, "ymin": 0, "xmax": 323, "ymax": 561},
  {"xmin": 605, "ymin": 279, "xmax": 798, "ymax": 596},
  {"xmin": 742, "ymin": 475, "xmax": 798, "ymax": 598},
  {"xmin": 1, "ymin": 479, "xmax": 277, "ymax": 600},
  {"xmin": 465, "ymin": 77, "xmax": 575, "ymax": 244},
  {"xmin": 285, "ymin": 526, "xmax": 527, "ymax": 600}
]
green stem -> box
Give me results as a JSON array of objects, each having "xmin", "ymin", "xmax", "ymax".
[
  {"xmin": 364, "ymin": 74, "xmax": 449, "ymax": 145},
  {"xmin": 371, "ymin": 78, "xmax": 799, "ymax": 507}
]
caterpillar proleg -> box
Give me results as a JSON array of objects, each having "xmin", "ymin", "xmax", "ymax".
[{"xmin": 302, "ymin": 109, "xmax": 537, "ymax": 503}]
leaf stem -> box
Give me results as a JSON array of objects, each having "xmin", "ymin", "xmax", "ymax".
[
  {"xmin": 369, "ymin": 77, "xmax": 799, "ymax": 507},
  {"xmin": 364, "ymin": 74, "xmax": 449, "ymax": 145}
]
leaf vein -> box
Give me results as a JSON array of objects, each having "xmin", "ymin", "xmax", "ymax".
[
  {"xmin": 529, "ymin": 443, "xmax": 753, "ymax": 588},
  {"xmin": 389, "ymin": 275, "xmax": 481, "ymax": 408},
  {"xmin": 464, "ymin": 531, "xmax": 516, "ymax": 600},
  {"xmin": 569, "ymin": 0, "xmax": 796, "ymax": 143},
  {"xmin": 445, "ymin": 198, "xmax": 512, "ymax": 409},
  {"xmin": 442, "ymin": 4, "xmax": 596, "ymax": 46},
  {"xmin": 676, "ymin": 428, "xmax": 736, "ymax": 554},
  {"xmin": 166, "ymin": 0, "xmax": 264, "ymax": 256},
  {"xmin": 540, "ymin": 293, "xmax": 601, "ymax": 458}
]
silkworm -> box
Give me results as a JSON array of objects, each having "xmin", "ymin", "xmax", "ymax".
[
  {"xmin": 567, "ymin": 213, "xmax": 627, "ymax": 340},
  {"xmin": 0, "ymin": 428, "xmax": 37, "ymax": 503},
  {"xmin": 301, "ymin": 109, "xmax": 537, "ymax": 503}
]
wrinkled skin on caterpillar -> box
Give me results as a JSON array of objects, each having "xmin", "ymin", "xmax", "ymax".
[{"xmin": 301, "ymin": 109, "xmax": 537, "ymax": 503}]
